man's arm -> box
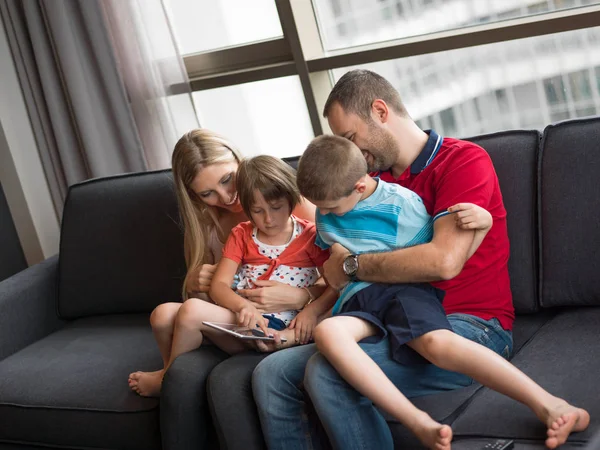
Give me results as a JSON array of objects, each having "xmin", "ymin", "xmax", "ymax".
[{"xmin": 323, "ymin": 215, "xmax": 475, "ymax": 289}]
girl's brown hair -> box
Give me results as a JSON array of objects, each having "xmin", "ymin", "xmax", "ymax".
[{"xmin": 236, "ymin": 155, "xmax": 301, "ymax": 220}]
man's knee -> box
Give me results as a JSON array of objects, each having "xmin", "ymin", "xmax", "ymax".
[{"xmin": 304, "ymin": 351, "xmax": 341, "ymax": 395}]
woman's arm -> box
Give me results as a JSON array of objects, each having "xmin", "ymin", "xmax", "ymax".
[{"xmin": 238, "ymin": 279, "xmax": 327, "ymax": 313}]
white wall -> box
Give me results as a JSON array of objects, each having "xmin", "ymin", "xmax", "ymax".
[{"xmin": 0, "ymin": 18, "xmax": 60, "ymax": 264}]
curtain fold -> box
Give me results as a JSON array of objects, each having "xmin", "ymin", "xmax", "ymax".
[{"xmin": 0, "ymin": 0, "xmax": 199, "ymax": 217}]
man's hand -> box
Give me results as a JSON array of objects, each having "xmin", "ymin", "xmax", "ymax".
[
  {"xmin": 322, "ymin": 243, "xmax": 351, "ymax": 290},
  {"xmin": 289, "ymin": 307, "xmax": 319, "ymax": 344}
]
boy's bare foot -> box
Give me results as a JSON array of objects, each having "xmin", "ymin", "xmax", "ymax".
[
  {"xmin": 128, "ymin": 370, "xmax": 163, "ymax": 397},
  {"xmin": 544, "ymin": 403, "xmax": 590, "ymax": 449},
  {"xmin": 412, "ymin": 414, "xmax": 453, "ymax": 450}
]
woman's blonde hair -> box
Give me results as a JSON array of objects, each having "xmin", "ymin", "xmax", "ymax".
[{"xmin": 171, "ymin": 129, "xmax": 242, "ymax": 299}]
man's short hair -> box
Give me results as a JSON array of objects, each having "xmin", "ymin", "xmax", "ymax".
[
  {"xmin": 323, "ymin": 69, "xmax": 408, "ymax": 120},
  {"xmin": 297, "ymin": 135, "xmax": 367, "ymax": 202}
]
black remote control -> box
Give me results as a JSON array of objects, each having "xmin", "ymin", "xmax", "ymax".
[{"xmin": 481, "ymin": 439, "xmax": 514, "ymax": 450}]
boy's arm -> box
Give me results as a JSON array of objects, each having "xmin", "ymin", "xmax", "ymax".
[{"xmin": 209, "ymin": 258, "xmax": 248, "ymax": 313}]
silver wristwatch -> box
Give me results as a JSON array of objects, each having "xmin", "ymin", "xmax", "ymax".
[{"xmin": 342, "ymin": 254, "xmax": 359, "ymax": 281}]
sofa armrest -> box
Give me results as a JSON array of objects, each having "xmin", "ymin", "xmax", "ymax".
[{"xmin": 0, "ymin": 255, "xmax": 65, "ymax": 361}]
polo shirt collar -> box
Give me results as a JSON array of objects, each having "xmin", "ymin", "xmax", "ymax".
[{"xmin": 410, "ymin": 130, "xmax": 443, "ymax": 174}]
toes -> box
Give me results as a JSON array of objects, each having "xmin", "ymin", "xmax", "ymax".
[{"xmin": 546, "ymin": 436, "xmax": 559, "ymax": 449}]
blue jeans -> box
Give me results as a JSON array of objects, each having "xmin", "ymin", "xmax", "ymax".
[{"xmin": 252, "ymin": 313, "xmax": 513, "ymax": 450}]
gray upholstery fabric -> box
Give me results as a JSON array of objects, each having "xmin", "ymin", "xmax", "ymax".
[
  {"xmin": 467, "ymin": 131, "xmax": 541, "ymax": 314},
  {"xmin": 161, "ymin": 346, "xmax": 228, "ymax": 450},
  {"xmin": 451, "ymin": 308, "xmax": 600, "ymax": 444},
  {"xmin": 58, "ymin": 170, "xmax": 186, "ymax": 319},
  {"xmin": 208, "ymin": 352, "xmax": 269, "ymax": 450},
  {"xmin": 539, "ymin": 117, "xmax": 600, "ymax": 308},
  {"xmin": 510, "ymin": 311, "xmax": 556, "ymax": 355},
  {"xmin": 0, "ymin": 314, "xmax": 161, "ymax": 449},
  {"xmin": 0, "ymin": 256, "xmax": 63, "ymax": 361},
  {"xmin": 0, "ymin": 183, "xmax": 27, "ymax": 282}
]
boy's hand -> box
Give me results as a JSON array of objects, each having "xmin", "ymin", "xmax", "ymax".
[
  {"xmin": 237, "ymin": 303, "xmax": 269, "ymax": 336},
  {"xmin": 289, "ymin": 307, "xmax": 319, "ymax": 344},
  {"xmin": 448, "ymin": 203, "xmax": 492, "ymax": 231}
]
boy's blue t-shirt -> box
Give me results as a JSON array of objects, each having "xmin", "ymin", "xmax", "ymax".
[{"xmin": 315, "ymin": 179, "xmax": 438, "ymax": 314}]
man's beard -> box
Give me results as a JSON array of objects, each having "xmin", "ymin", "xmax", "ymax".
[{"xmin": 365, "ymin": 127, "xmax": 398, "ymax": 172}]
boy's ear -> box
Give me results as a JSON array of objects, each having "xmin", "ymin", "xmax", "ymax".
[{"xmin": 355, "ymin": 178, "xmax": 367, "ymax": 194}]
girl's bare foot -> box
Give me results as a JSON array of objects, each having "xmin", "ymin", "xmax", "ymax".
[
  {"xmin": 411, "ymin": 413, "xmax": 453, "ymax": 450},
  {"xmin": 545, "ymin": 403, "xmax": 590, "ymax": 449},
  {"xmin": 128, "ymin": 370, "xmax": 163, "ymax": 397}
]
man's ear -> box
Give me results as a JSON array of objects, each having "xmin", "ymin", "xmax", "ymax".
[{"xmin": 371, "ymin": 99, "xmax": 389, "ymax": 124}]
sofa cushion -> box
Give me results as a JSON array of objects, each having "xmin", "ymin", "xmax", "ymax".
[
  {"xmin": 539, "ymin": 116, "xmax": 600, "ymax": 308},
  {"xmin": 466, "ymin": 131, "xmax": 541, "ymax": 314},
  {"xmin": 59, "ymin": 170, "xmax": 186, "ymax": 319},
  {"xmin": 451, "ymin": 308, "xmax": 600, "ymax": 445},
  {"xmin": 0, "ymin": 314, "xmax": 162, "ymax": 450}
]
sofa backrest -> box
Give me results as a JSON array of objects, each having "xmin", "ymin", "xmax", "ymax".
[
  {"xmin": 467, "ymin": 131, "xmax": 541, "ymax": 314},
  {"xmin": 538, "ymin": 116, "xmax": 600, "ymax": 308},
  {"xmin": 58, "ymin": 170, "xmax": 186, "ymax": 319}
]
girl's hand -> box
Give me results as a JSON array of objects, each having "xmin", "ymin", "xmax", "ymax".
[
  {"xmin": 238, "ymin": 280, "xmax": 309, "ymax": 312},
  {"xmin": 289, "ymin": 308, "xmax": 319, "ymax": 344},
  {"xmin": 187, "ymin": 264, "xmax": 217, "ymax": 293},
  {"xmin": 448, "ymin": 203, "xmax": 492, "ymax": 231},
  {"xmin": 237, "ymin": 303, "xmax": 269, "ymax": 336}
]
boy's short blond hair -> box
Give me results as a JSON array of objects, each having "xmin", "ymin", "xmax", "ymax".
[
  {"xmin": 297, "ymin": 135, "xmax": 367, "ymax": 201},
  {"xmin": 236, "ymin": 155, "xmax": 301, "ymax": 218}
]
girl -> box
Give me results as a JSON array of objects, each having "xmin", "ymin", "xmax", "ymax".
[{"xmin": 128, "ymin": 130, "xmax": 323, "ymax": 397}]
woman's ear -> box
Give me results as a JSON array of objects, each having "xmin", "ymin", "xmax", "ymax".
[{"xmin": 371, "ymin": 99, "xmax": 389, "ymax": 124}]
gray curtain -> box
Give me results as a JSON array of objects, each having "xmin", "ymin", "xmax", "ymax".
[{"xmin": 0, "ymin": 0, "xmax": 198, "ymax": 218}]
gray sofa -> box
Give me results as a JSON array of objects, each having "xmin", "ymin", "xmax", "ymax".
[{"xmin": 0, "ymin": 116, "xmax": 598, "ymax": 450}]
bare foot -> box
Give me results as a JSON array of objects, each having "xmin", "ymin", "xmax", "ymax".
[
  {"xmin": 412, "ymin": 414, "xmax": 453, "ymax": 450},
  {"xmin": 128, "ymin": 370, "xmax": 164, "ymax": 397},
  {"xmin": 545, "ymin": 403, "xmax": 590, "ymax": 449}
]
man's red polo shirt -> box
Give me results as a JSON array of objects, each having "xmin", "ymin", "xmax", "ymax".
[{"xmin": 376, "ymin": 130, "xmax": 514, "ymax": 330}]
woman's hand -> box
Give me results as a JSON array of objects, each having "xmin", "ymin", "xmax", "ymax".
[
  {"xmin": 186, "ymin": 264, "xmax": 217, "ymax": 293},
  {"xmin": 238, "ymin": 280, "xmax": 309, "ymax": 313}
]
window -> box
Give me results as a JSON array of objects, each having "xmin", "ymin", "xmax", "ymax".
[
  {"xmin": 165, "ymin": 0, "xmax": 282, "ymax": 54},
  {"xmin": 313, "ymin": 0, "xmax": 600, "ymax": 51},
  {"xmin": 333, "ymin": 27, "xmax": 600, "ymax": 136},
  {"xmin": 192, "ymin": 76, "xmax": 313, "ymax": 158}
]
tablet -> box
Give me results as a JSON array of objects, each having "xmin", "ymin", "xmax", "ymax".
[{"xmin": 202, "ymin": 321, "xmax": 287, "ymax": 342}]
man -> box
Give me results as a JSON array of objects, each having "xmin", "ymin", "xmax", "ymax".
[{"xmin": 252, "ymin": 69, "xmax": 514, "ymax": 450}]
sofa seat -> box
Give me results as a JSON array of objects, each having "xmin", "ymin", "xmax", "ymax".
[
  {"xmin": 451, "ymin": 307, "xmax": 600, "ymax": 447},
  {"xmin": 0, "ymin": 314, "xmax": 162, "ymax": 450}
]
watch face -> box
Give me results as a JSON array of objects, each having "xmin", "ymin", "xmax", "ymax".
[{"xmin": 343, "ymin": 255, "xmax": 358, "ymax": 276}]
